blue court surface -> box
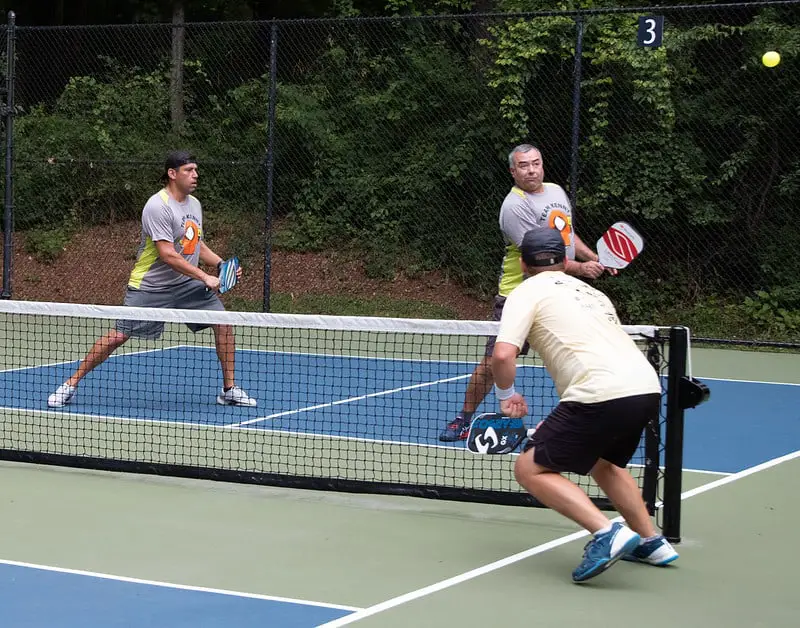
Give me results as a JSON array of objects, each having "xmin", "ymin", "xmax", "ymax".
[
  {"xmin": 0, "ymin": 561, "xmax": 356, "ymax": 627},
  {"xmin": 1, "ymin": 346, "xmax": 799, "ymax": 625},
  {"xmin": 0, "ymin": 345, "xmax": 797, "ymax": 470}
]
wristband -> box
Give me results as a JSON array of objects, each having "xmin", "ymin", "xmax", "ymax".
[
  {"xmin": 495, "ymin": 384, "xmax": 516, "ymax": 401},
  {"xmin": 217, "ymin": 260, "xmax": 223, "ymax": 272}
]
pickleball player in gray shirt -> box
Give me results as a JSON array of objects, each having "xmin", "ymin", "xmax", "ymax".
[{"xmin": 48, "ymin": 151, "xmax": 257, "ymax": 408}]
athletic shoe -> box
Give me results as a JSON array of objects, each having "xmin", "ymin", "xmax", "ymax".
[
  {"xmin": 48, "ymin": 383, "xmax": 77, "ymax": 408},
  {"xmin": 622, "ymin": 535, "xmax": 679, "ymax": 566},
  {"xmin": 216, "ymin": 386, "xmax": 257, "ymax": 407},
  {"xmin": 438, "ymin": 416, "xmax": 470, "ymax": 442},
  {"xmin": 572, "ymin": 523, "xmax": 640, "ymax": 583}
]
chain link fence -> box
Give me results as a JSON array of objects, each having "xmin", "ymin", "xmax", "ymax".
[{"xmin": 1, "ymin": 2, "xmax": 799, "ymax": 344}]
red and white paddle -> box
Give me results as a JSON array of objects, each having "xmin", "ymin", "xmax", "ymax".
[{"xmin": 597, "ymin": 222, "xmax": 645, "ymax": 270}]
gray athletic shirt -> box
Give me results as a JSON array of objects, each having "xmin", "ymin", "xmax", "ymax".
[
  {"xmin": 497, "ymin": 183, "xmax": 577, "ymax": 297},
  {"xmin": 127, "ymin": 189, "xmax": 203, "ymax": 291}
]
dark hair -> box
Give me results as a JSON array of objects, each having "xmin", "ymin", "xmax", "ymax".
[{"xmin": 160, "ymin": 150, "xmax": 197, "ymax": 183}]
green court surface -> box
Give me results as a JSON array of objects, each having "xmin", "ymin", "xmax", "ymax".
[{"xmin": 0, "ymin": 346, "xmax": 798, "ymax": 627}]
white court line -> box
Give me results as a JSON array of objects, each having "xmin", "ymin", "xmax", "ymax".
[
  {"xmin": 228, "ymin": 374, "xmax": 473, "ymax": 428},
  {"xmin": 0, "ymin": 408, "xmax": 734, "ymax": 474},
  {"xmin": 0, "ymin": 345, "xmax": 183, "ymax": 374},
  {"xmin": 678, "ymin": 467, "xmax": 732, "ymax": 476},
  {"xmin": 625, "ymin": 463, "xmax": 731, "ymax": 476},
  {"xmin": 317, "ymin": 448, "xmax": 800, "ymax": 627},
  {"xmin": 0, "ymin": 405, "xmax": 469, "ymax": 454},
  {"xmin": 0, "ymin": 406, "xmax": 233, "ymax": 430},
  {"xmin": 0, "ymin": 558, "xmax": 362, "ymax": 612},
  {"xmin": 693, "ymin": 375, "xmax": 800, "ymax": 387},
  {"xmin": 0, "ymin": 405, "xmax": 733, "ymax": 474}
]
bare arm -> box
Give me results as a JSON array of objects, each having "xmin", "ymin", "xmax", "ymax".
[
  {"xmin": 565, "ymin": 234, "xmax": 605, "ymax": 279},
  {"xmin": 492, "ymin": 341, "xmax": 529, "ymax": 418},
  {"xmin": 574, "ymin": 234, "xmax": 599, "ymax": 262},
  {"xmin": 199, "ymin": 241, "xmax": 223, "ymax": 269},
  {"xmin": 154, "ymin": 240, "xmax": 219, "ymax": 291}
]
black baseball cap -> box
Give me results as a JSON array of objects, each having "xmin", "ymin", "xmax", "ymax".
[
  {"xmin": 161, "ymin": 150, "xmax": 196, "ymax": 182},
  {"xmin": 520, "ymin": 228, "xmax": 566, "ymax": 267}
]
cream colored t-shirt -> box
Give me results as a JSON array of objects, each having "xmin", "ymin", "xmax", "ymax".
[{"xmin": 496, "ymin": 271, "xmax": 661, "ymax": 403}]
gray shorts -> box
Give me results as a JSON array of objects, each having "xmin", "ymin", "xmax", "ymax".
[
  {"xmin": 115, "ymin": 280, "xmax": 225, "ymax": 340},
  {"xmin": 484, "ymin": 295, "xmax": 530, "ymax": 357}
]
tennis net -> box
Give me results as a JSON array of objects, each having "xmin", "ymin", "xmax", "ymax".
[{"xmin": 0, "ymin": 300, "xmax": 688, "ymax": 538}]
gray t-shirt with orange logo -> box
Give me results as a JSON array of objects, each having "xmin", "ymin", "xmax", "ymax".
[
  {"xmin": 496, "ymin": 183, "xmax": 577, "ymax": 297},
  {"xmin": 127, "ymin": 189, "xmax": 203, "ymax": 292}
]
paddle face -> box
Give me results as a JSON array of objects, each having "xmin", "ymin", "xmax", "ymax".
[
  {"xmin": 218, "ymin": 256, "xmax": 240, "ymax": 294},
  {"xmin": 466, "ymin": 413, "xmax": 529, "ymax": 454},
  {"xmin": 597, "ymin": 222, "xmax": 644, "ymax": 269}
]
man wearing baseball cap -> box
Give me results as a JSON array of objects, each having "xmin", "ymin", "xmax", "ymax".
[{"xmin": 492, "ymin": 227, "xmax": 678, "ymax": 583}]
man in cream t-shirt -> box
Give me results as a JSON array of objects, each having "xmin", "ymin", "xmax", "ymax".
[{"xmin": 492, "ymin": 228, "xmax": 677, "ymax": 583}]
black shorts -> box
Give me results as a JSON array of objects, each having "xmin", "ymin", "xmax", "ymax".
[
  {"xmin": 484, "ymin": 295, "xmax": 530, "ymax": 357},
  {"xmin": 524, "ymin": 393, "xmax": 660, "ymax": 475}
]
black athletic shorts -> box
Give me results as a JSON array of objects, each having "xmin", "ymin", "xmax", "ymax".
[
  {"xmin": 484, "ymin": 295, "xmax": 530, "ymax": 357},
  {"xmin": 523, "ymin": 393, "xmax": 661, "ymax": 475}
]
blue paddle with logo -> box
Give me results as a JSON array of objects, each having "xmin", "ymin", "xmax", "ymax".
[
  {"xmin": 466, "ymin": 413, "xmax": 536, "ymax": 454},
  {"xmin": 218, "ymin": 256, "xmax": 240, "ymax": 294}
]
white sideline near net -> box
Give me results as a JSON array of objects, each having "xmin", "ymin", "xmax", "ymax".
[{"xmin": 0, "ymin": 299, "xmax": 661, "ymax": 339}]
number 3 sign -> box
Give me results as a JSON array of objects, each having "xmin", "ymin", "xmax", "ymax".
[{"xmin": 637, "ymin": 15, "xmax": 664, "ymax": 48}]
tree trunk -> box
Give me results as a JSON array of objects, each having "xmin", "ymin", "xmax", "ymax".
[{"xmin": 170, "ymin": 0, "xmax": 185, "ymax": 134}]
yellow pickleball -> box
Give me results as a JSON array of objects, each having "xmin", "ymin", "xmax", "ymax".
[{"xmin": 762, "ymin": 51, "xmax": 781, "ymax": 68}]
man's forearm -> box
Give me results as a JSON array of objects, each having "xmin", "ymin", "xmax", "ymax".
[
  {"xmin": 162, "ymin": 252, "xmax": 209, "ymax": 282},
  {"xmin": 565, "ymin": 259, "xmax": 584, "ymax": 276},
  {"xmin": 199, "ymin": 242, "xmax": 223, "ymax": 269},
  {"xmin": 492, "ymin": 343, "xmax": 519, "ymax": 390},
  {"xmin": 573, "ymin": 234, "xmax": 598, "ymax": 262}
]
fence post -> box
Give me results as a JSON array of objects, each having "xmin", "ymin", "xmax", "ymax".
[
  {"xmin": 568, "ymin": 13, "xmax": 584, "ymax": 215},
  {"xmin": 170, "ymin": 4, "xmax": 185, "ymax": 134},
  {"xmin": 2, "ymin": 10, "xmax": 16, "ymax": 299},
  {"xmin": 263, "ymin": 20, "xmax": 278, "ymax": 312}
]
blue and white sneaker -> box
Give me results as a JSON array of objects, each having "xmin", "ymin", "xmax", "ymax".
[
  {"xmin": 572, "ymin": 523, "xmax": 640, "ymax": 583},
  {"xmin": 438, "ymin": 415, "xmax": 470, "ymax": 442},
  {"xmin": 622, "ymin": 535, "xmax": 679, "ymax": 566}
]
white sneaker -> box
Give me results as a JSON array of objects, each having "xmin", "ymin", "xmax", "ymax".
[
  {"xmin": 216, "ymin": 385, "xmax": 256, "ymax": 407},
  {"xmin": 48, "ymin": 383, "xmax": 77, "ymax": 408},
  {"xmin": 622, "ymin": 534, "xmax": 679, "ymax": 566}
]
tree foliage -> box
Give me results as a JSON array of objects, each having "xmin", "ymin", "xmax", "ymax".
[{"xmin": 7, "ymin": 2, "xmax": 800, "ymax": 340}]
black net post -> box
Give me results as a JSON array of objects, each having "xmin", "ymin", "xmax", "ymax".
[
  {"xmin": 641, "ymin": 339, "xmax": 663, "ymax": 515},
  {"xmin": 662, "ymin": 325, "xmax": 689, "ymax": 543},
  {"xmin": 2, "ymin": 10, "xmax": 15, "ymax": 299}
]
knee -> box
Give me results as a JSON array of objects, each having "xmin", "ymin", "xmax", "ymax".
[
  {"xmin": 107, "ymin": 330, "xmax": 129, "ymax": 347},
  {"xmin": 590, "ymin": 458, "xmax": 616, "ymax": 481},
  {"xmin": 514, "ymin": 449, "xmax": 537, "ymax": 484}
]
